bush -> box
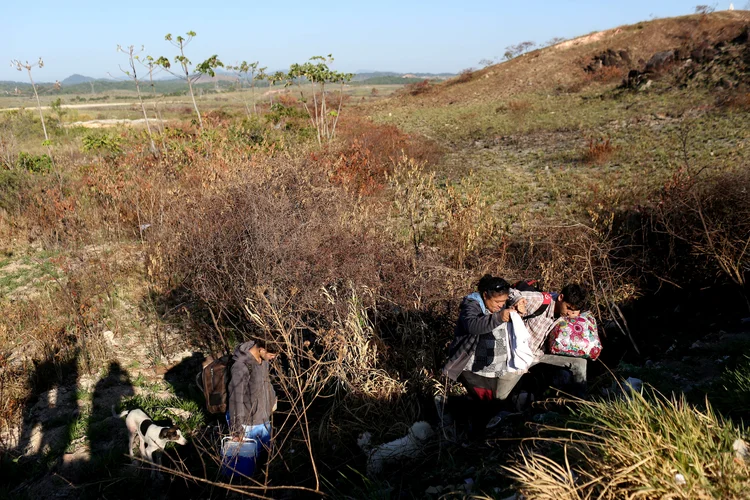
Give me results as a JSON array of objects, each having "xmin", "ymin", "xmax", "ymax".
[
  {"xmin": 405, "ymin": 79, "xmax": 432, "ymax": 96},
  {"xmin": 505, "ymin": 389, "xmax": 750, "ymax": 499},
  {"xmin": 654, "ymin": 167, "xmax": 750, "ymax": 288},
  {"xmin": 321, "ymin": 117, "xmax": 442, "ymax": 195},
  {"xmin": 0, "ymin": 169, "xmax": 28, "ymax": 212},
  {"xmin": 449, "ymin": 68, "xmax": 476, "ymax": 85},
  {"xmin": 582, "ymin": 136, "xmax": 616, "ymax": 165},
  {"xmin": 16, "ymin": 152, "xmax": 52, "ymax": 173},
  {"xmin": 152, "ymin": 158, "xmax": 402, "ymax": 331},
  {"xmin": 81, "ymin": 132, "xmax": 123, "ymax": 157}
]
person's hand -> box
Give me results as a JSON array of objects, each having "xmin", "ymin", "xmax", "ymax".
[
  {"xmin": 515, "ymin": 298, "xmax": 528, "ymax": 315},
  {"xmin": 500, "ymin": 307, "xmax": 512, "ymax": 322}
]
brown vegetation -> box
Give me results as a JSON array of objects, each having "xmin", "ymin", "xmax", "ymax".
[
  {"xmin": 582, "ymin": 136, "xmax": 616, "ymax": 165},
  {"xmin": 374, "ymin": 10, "xmax": 750, "ymax": 109}
]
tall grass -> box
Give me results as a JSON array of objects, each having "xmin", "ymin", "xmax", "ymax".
[{"xmin": 504, "ymin": 388, "xmax": 750, "ymax": 499}]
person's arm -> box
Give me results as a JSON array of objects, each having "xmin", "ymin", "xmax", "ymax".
[
  {"xmin": 228, "ymin": 364, "xmax": 251, "ymax": 435},
  {"xmin": 509, "ymin": 289, "xmax": 544, "ymax": 316},
  {"xmin": 456, "ymin": 298, "xmax": 504, "ymax": 336}
]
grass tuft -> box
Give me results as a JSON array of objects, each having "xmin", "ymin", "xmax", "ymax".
[{"xmin": 504, "ymin": 387, "xmax": 750, "ymax": 499}]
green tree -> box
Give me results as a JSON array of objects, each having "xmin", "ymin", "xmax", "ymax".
[
  {"xmin": 156, "ymin": 31, "xmax": 223, "ymax": 129},
  {"xmin": 286, "ymin": 55, "xmax": 353, "ymax": 145},
  {"xmin": 267, "ymin": 70, "xmax": 287, "ymax": 106},
  {"xmin": 50, "ymin": 97, "xmax": 68, "ymax": 134}
]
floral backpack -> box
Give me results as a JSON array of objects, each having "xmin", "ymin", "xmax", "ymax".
[{"xmin": 548, "ymin": 311, "xmax": 602, "ymax": 360}]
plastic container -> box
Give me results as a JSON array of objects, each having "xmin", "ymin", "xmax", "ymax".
[{"xmin": 220, "ymin": 437, "xmax": 257, "ymax": 478}]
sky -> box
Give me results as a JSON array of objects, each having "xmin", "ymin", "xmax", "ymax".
[{"xmin": 1, "ymin": 0, "xmax": 743, "ymax": 82}]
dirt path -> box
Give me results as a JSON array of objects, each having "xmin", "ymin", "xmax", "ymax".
[{"xmin": 0, "ymin": 101, "xmax": 187, "ymax": 112}]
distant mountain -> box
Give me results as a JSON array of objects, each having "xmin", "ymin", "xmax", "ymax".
[
  {"xmin": 352, "ymin": 71, "xmax": 456, "ymax": 82},
  {"xmin": 62, "ymin": 74, "xmax": 95, "ymax": 85}
]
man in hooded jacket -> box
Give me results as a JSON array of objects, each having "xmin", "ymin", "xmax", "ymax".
[{"xmin": 227, "ymin": 340, "xmax": 277, "ymax": 454}]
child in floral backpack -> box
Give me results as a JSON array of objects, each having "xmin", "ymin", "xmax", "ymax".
[
  {"xmin": 487, "ymin": 283, "xmax": 594, "ymax": 401},
  {"xmin": 548, "ymin": 291, "xmax": 602, "ymax": 360},
  {"xmin": 506, "ymin": 283, "xmax": 590, "ymax": 357}
]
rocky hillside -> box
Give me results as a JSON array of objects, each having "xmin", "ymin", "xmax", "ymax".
[{"xmin": 378, "ymin": 10, "xmax": 750, "ymax": 107}]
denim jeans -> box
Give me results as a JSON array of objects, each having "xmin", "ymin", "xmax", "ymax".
[{"xmin": 225, "ymin": 413, "xmax": 272, "ymax": 456}]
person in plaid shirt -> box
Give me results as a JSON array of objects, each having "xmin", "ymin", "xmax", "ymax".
[
  {"xmin": 508, "ymin": 283, "xmax": 588, "ymax": 355},
  {"xmin": 493, "ymin": 283, "xmax": 589, "ymax": 399}
]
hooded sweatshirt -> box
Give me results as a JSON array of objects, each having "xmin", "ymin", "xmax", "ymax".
[{"xmin": 228, "ymin": 341, "xmax": 277, "ymax": 430}]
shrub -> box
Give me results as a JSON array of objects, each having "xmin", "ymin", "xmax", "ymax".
[
  {"xmin": 151, "ymin": 159, "xmax": 398, "ymax": 331},
  {"xmin": 582, "ymin": 136, "xmax": 616, "ymax": 165},
  {"xmin": 504, "ymin": 389, "xmax": 750, "ymax": 499},
  {"xmin": 654, "ymin": 167, "xmax": 750, "ymax": 288},
  {"xmin": 405, "ymin": 79, "xmax": 432, "ymax": 96},
  {"xmin": 450, "ymin": 68, "xmax": 476, "ymax": 85},
  {"xmin": 81, "ymin": 132, "xmax": 123, "ymax": 157},
  {"xmin": 16, "ymin": 152, "xmax": 52, "ymax": 173},
  {"xmin": 0, "ymin": 169, "xmax": 28, "ymax": 212},
  {"xmin": 585, "ymin": 65, "xmax": 625, "ymax": 84},
  {"xmin": 324, "ymin": 117, "xmax": 442, "ymax": 195}
]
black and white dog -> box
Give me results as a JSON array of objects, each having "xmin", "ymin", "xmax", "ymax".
[{"xmin": 115, "ymin": 408, "xmax": 188, "ymax": 472}]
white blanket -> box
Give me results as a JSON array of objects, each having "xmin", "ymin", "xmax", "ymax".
[{"xmin": 507, "ymin": 311, "xmax": 534, "ymax": 373}]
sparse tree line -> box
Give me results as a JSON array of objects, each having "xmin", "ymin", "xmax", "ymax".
[
  {"xmin": 477, "ymin": 36, "xmax": 567, "ymax": 69},
  {"xmin": 10, "ymin": 30, "xmax": 354, "ymax": 150}
]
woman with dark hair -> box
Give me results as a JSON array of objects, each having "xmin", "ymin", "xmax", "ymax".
[{"xmin": 441, "ymin": 274, "xmax": 525, "ymax": 439}]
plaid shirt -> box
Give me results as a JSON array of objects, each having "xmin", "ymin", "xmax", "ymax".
[
  {"xmin": 509, "ymin": 289, "xmax": 558, "ymax": 355},
  {"xmin": 463, "ymin": 323, "xmax": 509, "ymax": 378}
]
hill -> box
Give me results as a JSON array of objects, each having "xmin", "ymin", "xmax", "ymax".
[
  {"xmin": 352, "ymin": 71, "xmax": 456, "ymax": 82},
  {"xmin": 61, "ymin": 74, "xmax": 95, "ymax": 85},
  {"xmin": 378, "ymin": 10, "xmax": 750, "ymax": 108}
]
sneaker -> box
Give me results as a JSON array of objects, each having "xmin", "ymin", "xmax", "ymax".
[{"xmin": 486, "ymin": 411, "xmax": 512, "ymax": 429}]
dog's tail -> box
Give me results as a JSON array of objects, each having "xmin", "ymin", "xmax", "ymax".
[{"xmin": 111, "ymin": 405, "xmax": 129, "ymax": 419}]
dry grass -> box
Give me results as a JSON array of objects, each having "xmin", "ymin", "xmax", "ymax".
[
  {"xmin": 582, "ymin": 136, "xmax": 616, "ymax": 165},
  {"xmin": 504, "ymin": 388, "xmax": 750, "ymax": 499},
  {"xmin": 371, "ymin": 11, "xmax": 750, "ymax": 111}
]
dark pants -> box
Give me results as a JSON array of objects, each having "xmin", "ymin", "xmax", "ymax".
[
  {"xmin": 453, "ymin": 356, "xmax": 588, "ymax": 438},
  {"xmin": 494, "ymin": 354, "xmax": 588, "ymax": 399},
  {"xmin": 456, "ymin": 372, "xmax": 505, "ymax": 440}
]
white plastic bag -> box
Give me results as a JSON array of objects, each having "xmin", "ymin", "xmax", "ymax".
[{"xmin": 507, "ymin": 311, "xmax": 534, "ymax": 372}]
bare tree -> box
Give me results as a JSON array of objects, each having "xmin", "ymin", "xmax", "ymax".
[
  {"xmin": 10, "ymin": 57, "xmax": 62, "ymax": 189},
  {"xmin": 116, "ymin": 44, "xmax": 157, "ymax": 153},
  {"xmin": 695, "ymin": 3, "xmax": 717, "ymax": 13},
  {"xmin": 139, "ymin": 55, "xmax": 166, "ymax": 135},
  {"xmin": 544, "ymin": 36, "xmax": 567, "ymax": 47},
  {"xmin": 503, "ymin": 41, "xmax": 537, "ymax": 60},
  {"xmin": 11, "ymin": 58, "xmax": 49, "ymax": 142}
]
